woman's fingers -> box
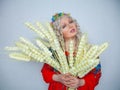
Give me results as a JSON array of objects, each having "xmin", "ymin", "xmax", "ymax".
[{"xmin": 57, "ymin": 74, "xmax": 83, "ymax": 88}]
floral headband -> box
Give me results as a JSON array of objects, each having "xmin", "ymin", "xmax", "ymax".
[
  {"xmin": 51, "ymin": 12, "xmax": 70, "ymax": 28},
  {"xmin": 51, "ymin": 12, "xmax": 70, "ymax": 23}
]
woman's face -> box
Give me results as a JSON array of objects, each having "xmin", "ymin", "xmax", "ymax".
[{"xmin": 60, "ymin": 16, "xmax": 77, "ymax": 40}]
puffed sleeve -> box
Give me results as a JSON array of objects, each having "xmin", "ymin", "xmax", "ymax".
[
  {"xmin": 41, "ymin": 63, "xmax": 56, "ymax": 83},
  {"xmin": 78, "ymin": 64, "xmax": 101, "ymax": 90}
]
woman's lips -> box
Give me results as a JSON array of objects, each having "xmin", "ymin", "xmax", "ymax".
[{"xmin": 70, "ymin": 29, "xmax": 76, "ymax": 33}]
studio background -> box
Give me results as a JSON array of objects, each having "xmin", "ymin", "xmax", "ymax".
[{"xmin": 0, "ymin": 0, "xmax": 120, "ymax": 90}]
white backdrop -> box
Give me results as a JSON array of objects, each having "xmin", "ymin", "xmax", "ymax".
[{"xmin": 0, "ymin": 0, "xmax": 120, "ymax": 90}]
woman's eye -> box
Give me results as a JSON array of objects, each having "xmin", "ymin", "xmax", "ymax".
[
  {"xmin": 69, "ymin": 20, "xmax": 73, "ymax": 23},
  {"xmin": 62, "ymin": 25, "xmax": 66, "ymax": 29}
]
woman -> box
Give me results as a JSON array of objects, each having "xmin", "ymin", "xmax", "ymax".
[{"xmin": 41, "ymin": 13, "xmax": 101, "ymax": 90}]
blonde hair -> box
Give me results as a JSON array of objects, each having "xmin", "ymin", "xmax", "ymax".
[{"xmin": 51, "ymin": 13, "xmax": 82, "ymax": 51}]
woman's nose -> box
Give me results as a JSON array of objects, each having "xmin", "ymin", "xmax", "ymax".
[{"xmin": 68, "ymin": 24, "xmax": 73, "ymax": 28}]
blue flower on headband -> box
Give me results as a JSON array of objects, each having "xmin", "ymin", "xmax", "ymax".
[{"xmin": 51, "ymin": 12, "xmax": 65, "ymax": 22}]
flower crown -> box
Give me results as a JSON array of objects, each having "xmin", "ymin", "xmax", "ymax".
[
  {"xmin": 51, "ymin": 12, "xmax": 70, "ymax": 23},
  {"xmin": 50, "ymin": 12, "xmax": 70, "ymax": 28}
]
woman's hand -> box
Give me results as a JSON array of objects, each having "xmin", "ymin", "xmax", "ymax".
[
  {"xmin": 66, "ymin": 75, "xmax": 85, "ymax": 89},
  {"xmin": 52, "ymin": 73, "xmax": 72, "ymax": 86},
  {"xmin": 53, "ymin": 73, "xmax": 85, "ymax": 88}
]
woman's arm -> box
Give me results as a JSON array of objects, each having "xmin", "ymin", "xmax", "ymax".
[
  {"xmin": 41, "ymin": 63, "xmax": 73, "ymax": 87},
  {"xmin": 64, "ymin": 64, "xmax": 101, "ymax": 89},
  {"xmin": 77, "ymin": 64, "xmax": 101, "ymax": 90},
  {"xmin": 41, "ymin": 63, "xmax": 56, "ymax": 83}
]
